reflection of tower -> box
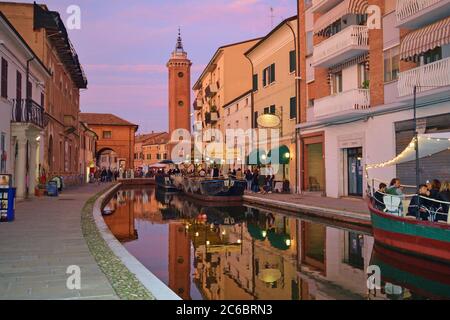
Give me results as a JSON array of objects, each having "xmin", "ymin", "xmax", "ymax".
[
  {"xmin": 167, "ymin": 28, "xmax": 192, "ymax": 158},
  {"xmin": 169, "ymin": 222, "xmax": 191, "ymax": 299}
]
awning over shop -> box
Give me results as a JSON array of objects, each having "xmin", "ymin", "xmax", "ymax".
[
  {"xmin": 246, "ymin": 149, "xmax": 268, "ymax": 165},
  {"xmin": 400, "ymin": 16, "xmax": 450, "ymax": 60},
  {"xmin": 314, "ymin": 0, "xmax": 369, "ymax": 35},
  {"xmin": 268, "ymin": 145, "xmax": 291, "ymax": 165},
  {"xmin": 366, "ymin": 133, "xmax": 450, "ymax": 169},
  {"xmin": 247, "ymin": 224, "xmax": 267, "ymax": 241}
]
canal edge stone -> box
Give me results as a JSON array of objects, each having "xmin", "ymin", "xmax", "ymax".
[{"xmin": 88, "ymin": 183, "xmax": 181, "ymax": 300}]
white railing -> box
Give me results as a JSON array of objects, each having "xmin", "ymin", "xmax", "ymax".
[
  {"xmin": 311, "ymin": 0, "xmax": 343, "ymax": 12},
  {"xmin": 398, "ymin": 57, "xmax": 450, "ymax": 97},
  {"xmin": 314, "ymin": 89, "xmax": 370, "ymax": 118},
  {"xmin": 396, "ymin": 0, "xmax": 444, "ymax": 22},
  {"xmin": 313, "ymin": 25, "xmax": 369, "ymax": 66}
]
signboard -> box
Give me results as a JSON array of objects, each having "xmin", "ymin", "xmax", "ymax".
[{"xmin": 257, "ymin": 114, "xmax": 281, "ymax": 128}]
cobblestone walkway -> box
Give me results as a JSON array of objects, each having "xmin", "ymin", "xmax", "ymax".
[{"xmin": 0, "ymin": 183, "xmax": 118, "ymax": 300}]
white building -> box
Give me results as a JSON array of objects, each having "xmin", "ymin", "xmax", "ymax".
[
  {"xmin": 297, "ymin": 1, "xmax": 450, "ymax": 198},
  {"xmin": 0, "ymin": 13, "xmax": 50, "ymax": 198}
]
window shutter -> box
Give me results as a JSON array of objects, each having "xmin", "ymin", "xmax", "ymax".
[
  {"xmin": 289, "ymin": 51, "xmax": 296, "ymax": 73},
  {"xmin": 254, "ymin": 111, "xmax": 258, "ymax": 128},
  {"xmin": 16, "ymin": 71, "xmax": 22, "ymax": 100},
  {"xmin": 253, "ymin": 74, "xmax": 258, "ymax": 91},
  {"xmin": 1, "ymin": 58, "xmax": 8, "ymax": 99},
  {"xmin": 270, "ymin": 105, "xmax": 276, "ymax": 114},
  {"xmin": 270, "ymin": 63, "xmax": 276, "ymax": 83},
  {"xmin": 262, "ymin": 68, "xmax": 267, "ymax": 87},
  {"xmin": 290, "ymin": 97, "xmax": 297, "ymax": 119}
]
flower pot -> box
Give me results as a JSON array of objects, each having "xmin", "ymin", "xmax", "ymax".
[{"xmin": 35, "ymin": 187, "xmax": 46, "ymax": 197}]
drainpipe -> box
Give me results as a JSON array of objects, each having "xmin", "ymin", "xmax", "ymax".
[{"xmin": 286, "ymin": 20, "xmax": 299, "ymax": 194}]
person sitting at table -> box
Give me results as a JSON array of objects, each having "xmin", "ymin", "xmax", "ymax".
[{"xmin": 408, "ymin": 184, "xmax": 432, "ymax": 220}]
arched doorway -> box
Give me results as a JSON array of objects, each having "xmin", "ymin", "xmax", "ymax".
[{"xmin": 97, "ymin": 148, "xmax": 122, "ymax": 171}]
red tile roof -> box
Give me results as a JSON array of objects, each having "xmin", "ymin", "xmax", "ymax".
[
  {"xmin": 142, "ymin": 132, "xmax": 169, "ymax": 146},
  {"xmin": 79, "ymin": 113, "xmax": 138, "ymax": 127},
  {"xmin": 135, "ymin": 132, "xmax": 166, "ymax": 143}
]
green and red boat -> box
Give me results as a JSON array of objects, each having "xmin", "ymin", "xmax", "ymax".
[{"xmin": 368, "ymin": 200, "xmax": 450, "ymax": 263}]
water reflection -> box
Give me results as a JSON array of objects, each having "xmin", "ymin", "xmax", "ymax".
[{"xmin": 103, "ymin": 187, "xmax": 450, "ymax": 300}]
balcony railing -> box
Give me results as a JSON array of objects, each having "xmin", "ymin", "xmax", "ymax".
[
  {"xmin": 11, "ymin": 99, "xmax": 45, "ymax": 128},
  {"xmin": 314, "ymin": 89, "xmax": 370, "ymax": 118},
  {"xmin": 396, "ymin": 0, "xmax": 450, "ymax": 28},
  {"xmin": 313, "ymin": 25, "xmax": 369, "ymax": 67},
  {"xmin": 398, "ymin": 57, "xmax": 450, "ymax": 97},
  {"xmin": 311, "ymin": 0, "xmax": 344, "ymax": 13},
  {"xmin": 205, "ymin": 83, "xmax": 219, "ymax": 98},
  {"xmin": 193, "ymin": 99, "xmax": 203, "ymax": 110}
]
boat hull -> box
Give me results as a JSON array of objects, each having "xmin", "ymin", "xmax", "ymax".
[
  {"xmin": 369, "ymin": 202, "xmax": 450, "ymax": 263},
  {"xmin": 178, "ymin": 178, "xmax": 246, "ymax": 202}
]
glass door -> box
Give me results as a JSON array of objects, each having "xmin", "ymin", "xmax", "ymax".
[{"xmin": 347, "ymin": 147, "xmax": 363, "ymax": 197}]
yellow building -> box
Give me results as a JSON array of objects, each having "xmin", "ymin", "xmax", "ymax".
[
  {"xmin": 193, "ymin": 38, "xmax": 261, "ymax": 163},
  {"xmin": 142, "ymin": 133, "xmax": 169, "ymax": 167},
  {"xmin": 245, "ymin": 16, "xmax": 298, "ymax": 191}
]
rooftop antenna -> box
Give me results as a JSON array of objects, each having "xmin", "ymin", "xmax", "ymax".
[{"xmin": 270, "ymin": 6, "xmax": 275, "ymax": 28}]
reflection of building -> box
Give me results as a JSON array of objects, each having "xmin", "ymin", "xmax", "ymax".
[
  {"xmin": 79, "ymin": 113, "xmax": 138, "ymax": 171},
  {"xmin": 103, "ymin": 191, "xmax": 137, "ymax": 242},
  {"xmin": 0, "ymin": 13, "xmax": 50, "ymax": 199},
  {"xmin": 169, "ymin": 222, "xmax": 191, "ymax": 300}
]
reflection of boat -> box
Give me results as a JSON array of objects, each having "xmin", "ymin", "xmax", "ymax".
[
  {"xmin": 177, "ymin": 177, "xmax": 246, "ymax": 202},
  {"xmin": 372, "ymin": 245, "xmax": 450, "ymax": 299},
  {"xmin": 155, "ymin": 175, "xmax": 179, "ymax": 193},
  {"xmin": 368, "ymin": 201, "xmax": 450, "ymax": 263}
]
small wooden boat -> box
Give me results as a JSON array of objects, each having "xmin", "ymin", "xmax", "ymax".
[
  {"xmin": 368, "ymin": 200, "xmax": 450, "ymax": 263},
  {"xmin": 371, "ymin": 244, "xmax": 450, "ymax": 299},
  {"xmin": 178, "ymin": 177, "xmax": 246, "ymax": 202}
]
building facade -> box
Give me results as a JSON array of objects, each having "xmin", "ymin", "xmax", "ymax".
[
  {"xmin": 296, "ymin": 0, "xmax": 450, "ymax": 198},
  {"xmin": 79, "ymin": 113, "xmax": 138, "ymax": 172},
  {"xmin": 0, "ymin": 2, "xmax": 88, "ymax": 188},
  {"xmin": 0, "ymin": 12, "xmax": 50, "ymax": 199},
  {"xmin": 142, "ymin": 132, "xmax": 169, "ymax": 167},
  {"xmin": 79, "ymin": 121, "xmax": 98, "ymax": 183},
  {"xmin": 193, "ymin": 38, "xmax": 261, "ymax": 164},
  {"xmin": 246, "ymin": 16, "xmax": 298, "ymax": 190}
]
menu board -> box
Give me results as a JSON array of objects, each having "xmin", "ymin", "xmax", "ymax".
[{"xmin": 0, "ymin": 174, "xmax": 12, "ymax": 221}]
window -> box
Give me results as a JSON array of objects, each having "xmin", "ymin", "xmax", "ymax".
[
  {"xmin": 157, "ymin": 153, "xmax": 161, "ymax": 160},
  {"xmin": 254, "ymin": 111, "xmax": 259, "ymax": 128},
  {"xmin": 0, "ymin": 132, "xmax": 6, "ymax": 173},
  {"xmin": 147, "ymin": 154, "xmax": 151, "ymax": 160},
  {"xmin": 26, "ymin": 81, "xmax": 32, "ymax": 99},
  {"xmin": 420, "ymin": 47, "xmax": 442, "ymax": 65},
  {"xmin": 1, "ymin": 58, "xmax": 8, "ymax": 99},
  {"xmin": 289, "ymin": 50, "xmax": 296, "ymax": 73},
  {"xmin": 306, "ymin": 32, "xmax": 314, "ymax": 56},
  {"xmin": 263, "ymin": 63, "xmax": 276, "ymax": 86},
  {"xmin": 16, "ymin": 71, "xmax": 22, "ymax": 100},
  {"xmin": 308, "ymin": 99, "xmax": 315, "ymax": 108},
  {"xmin": 264, "ymin": 105, "xmax": 276, "ymax": 114},
  {"xmin": 290, "ymin": 97, "xmax": 297, "ymax": 119},
  {"xmin": 331, "ymin": 71, "xmax": 343, "ymax": 94},
  {"xmin": 358, "ymin": 62, "xmax": 369, "ymax": 89},
  {"xmin": 384, "ymin": 46, "xmax": 400, "ymax": 82},
  {"xmin": 164, "ymin": 153, "xmax": 167, "ymax": 160},
  {"xmin": 103, "ymin": 131, "xmax": 112, "ymax": 139},
  {"xmin": 252, "ymin": 74, "xmax": 258, "ymax": 91}
]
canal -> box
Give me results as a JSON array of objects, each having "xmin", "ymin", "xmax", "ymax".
[{"xmin": 103, "ymin": 186, "xmax": 450, "ymax": 300}]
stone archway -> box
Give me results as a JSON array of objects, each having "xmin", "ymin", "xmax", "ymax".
[{"xmin": 97, "ymin": 147, "xmax": 121, "ymax": 171}]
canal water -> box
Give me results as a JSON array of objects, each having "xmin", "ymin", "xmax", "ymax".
[{"xmin": 103, "ymin": 187, "xmax": 450, "ymax": 300}]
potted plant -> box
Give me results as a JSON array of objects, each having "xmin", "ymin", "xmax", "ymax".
[
  {"xmin": 35, "ymin": 183, "xmax": 47, "ymax": 197},
  {"xmin": 361, "ymin": 80, "xmax": 370, "ymax": 89}
]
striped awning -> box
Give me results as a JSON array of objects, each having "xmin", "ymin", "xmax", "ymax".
[
  {"xmin": 314, "ymin": 0, "xmax": 369, "ymax": 35},
  {"xmin": 329, "ymin": 53, "xmax": 368, "ymax": 74},
  {"xmin": 400, "ymin": 16, "xmax": 450, "ymax": 60}
]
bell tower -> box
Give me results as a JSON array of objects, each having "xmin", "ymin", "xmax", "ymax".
[{"xmin": 167, "ymin": 28, "xmax": 192, "ymax": 158}]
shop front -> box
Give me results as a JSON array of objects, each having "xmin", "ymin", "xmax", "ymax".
[{"xmin": 300, "ymin": 133, "xmax": 325, "ymax": 194}]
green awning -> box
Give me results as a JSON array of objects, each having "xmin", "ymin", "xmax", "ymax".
[
  {"xmin": 268, "ymin": 230, "xmax": 291, "ymax": 251},
  {"xmin": 247, "ymin": 224, "xmax": 267, "ymax": 241},
  {"xmin": 246, "ymin": 149, "xmax": 268, "ymax": 165},
  {"xmin": 268, "ymin": 145, "xmax": 291, "ymax": 165}
]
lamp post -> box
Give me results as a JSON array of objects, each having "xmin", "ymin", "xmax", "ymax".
[{"xmin": 413, "ymin": 86, "xmax": 420, "ymax": 191}]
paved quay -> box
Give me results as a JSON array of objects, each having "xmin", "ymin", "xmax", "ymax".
[
  {"xmin": 244, "ymin": 192, "xmax": 371, "ymax": 226},
  {"xmin": 0, "ymin": 183, "xmax": 118, "ymax": 300}
]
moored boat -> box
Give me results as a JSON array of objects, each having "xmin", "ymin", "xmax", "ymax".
[
  {"xmin": 368, "ymin": 200, "xmax": 450, "ymax": 263},
  {"xmin": 176, "ymin": 177, "xmax": 246, "ymax": 202},
  {"xmin": 155, "ymin": 174, "xmax": 179, "ymax": 193}
]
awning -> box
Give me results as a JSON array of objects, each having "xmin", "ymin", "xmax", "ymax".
[
  {"xmin": 246, "ymin": 149, "xmax": 268, "ymax": 165},
  {"xmin": 268, "ymin": 145, "xmax": 291, "ymax": 165},
  {"xmin": 366, "ymin": 133, "xmax": 450, "ymax": 169},
  {"xmin": 314, "ymin": 0, "xmax": 369, "ymax": 35},
  {"xmin": 247, "ymin": 224, "xmax": 267, "ymax": 241},
  {"xmin": 400, "ymin": 16, "xmax": 450, "ymax": 60},
  {"xmin": 268, "ymin": 230, "xmax": 291, "ymax": 251}
]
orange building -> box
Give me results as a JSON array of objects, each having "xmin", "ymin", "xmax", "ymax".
[
  {"xmin": 79, "ymin": 113, "xmax": 138, "ymax": 171},
  {"xmin": 134, "ymin": 132, "xmax": 167, "ymax": 170},
  {"xmin": 0, "ymin": 2, "xmax": 87, "ymax": 185},
  {"xmin": 142, "ymin": 132, "xmax": 169, "ymax": 167},
  {"xmin": 168, "ymin": 222, "xmax": 191, "ymax": 300}
]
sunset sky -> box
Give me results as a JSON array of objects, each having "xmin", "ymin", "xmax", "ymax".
[{"xmin": 28, "ymin": 0, "xmax": 297, "ymax": 133}]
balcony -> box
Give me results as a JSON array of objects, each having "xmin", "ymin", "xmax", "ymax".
[
  {"xmin": 398, "ymin": 57, "xmax": 450, "ymax": 97},
  {"xmin": 314, "ymin": 89, "xmax": 370, "ymax": 119},
  {"xmin": 205, "ymin": 82, "xmax": 219, "ymax": 98},
  {"xmin": 313, "ymin": 25, "xmax": 369, "ymax": 68},
  {"xmin": 396, "ymin": 0, "xmax": 450, "ymax": 29},
  {"xmin": 205, "ymin": 111, "xmax": 219, "ymax": 125},
  {"xmin": 311, "ymin": 0, "xmax": 344, "ymax": 13},
  {"xmin": 11, "ymin": 99, "xmax": 45, "ymax": 129},
  {"xmin": 193, "ymin": 99, "xmax": 203, "ymax": 111}
]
